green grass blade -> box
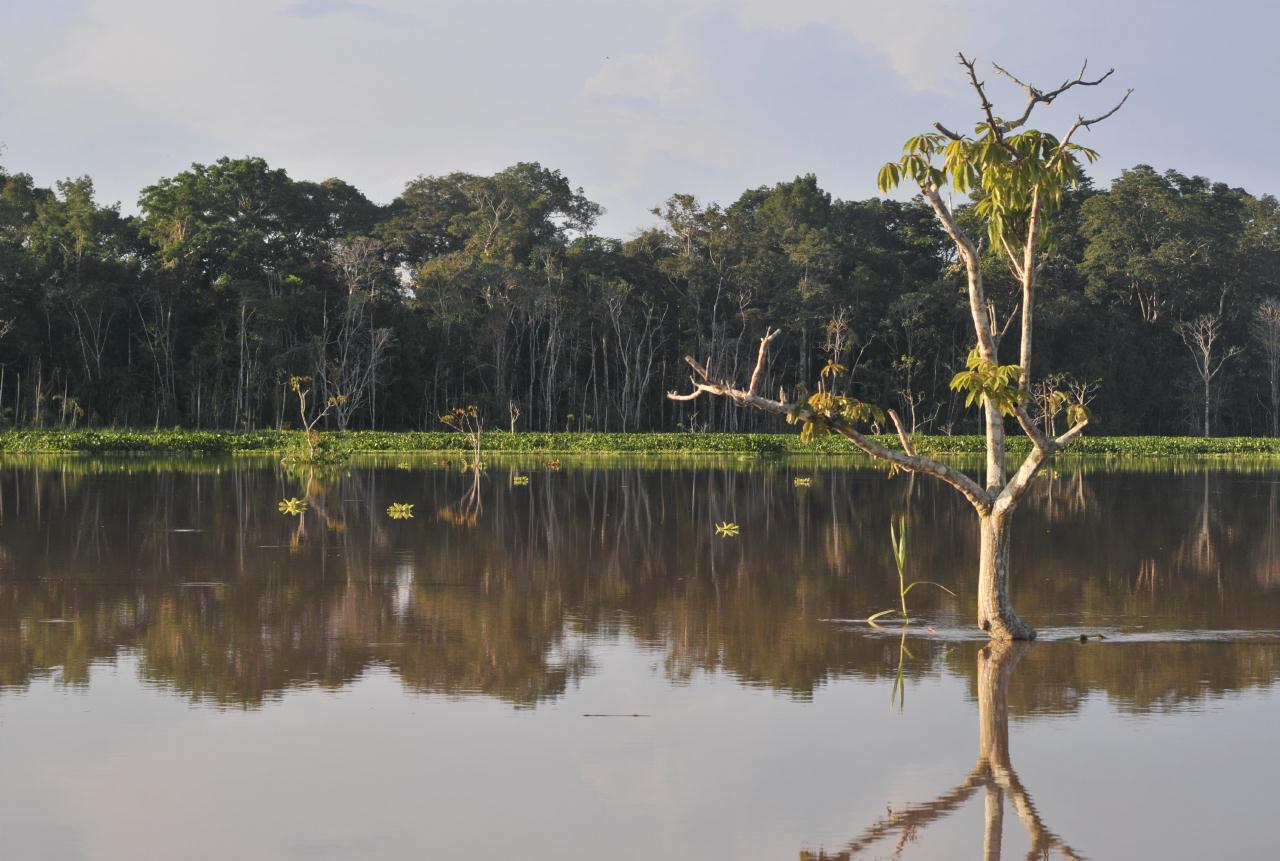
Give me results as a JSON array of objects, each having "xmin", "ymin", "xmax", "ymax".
[{"xmin": 903, "ymin": 580, "xmax": 958, "ymax": 598}]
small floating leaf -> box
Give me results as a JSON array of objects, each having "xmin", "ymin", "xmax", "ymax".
[
  {"xmin": 793, "ymin": 477, "xmax": 812, "ymax": 487},
  {"xmin": 714, "ymin": 521, "xmax": 740, "ymax": 537},
  {"xmin": 512, "ymin": 475, "xmax": 530, "ymax": 486},
  {"xmin": 387, "ymin": 502, "xmax": 415, "ymax": 520},
  {"xmin": 278, "ymin": 497, "xmax": 306, "ymax": 516}
]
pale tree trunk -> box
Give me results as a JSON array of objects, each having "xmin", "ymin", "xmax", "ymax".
[
  {"xmin": 1204, "ymin": 376, "xmax": 1211, "ymax": 438},
  {"xmin": 983, "ymin": 782, "xmax": 1004, "ymax": 861},
  {"xmin": 1249, "ymin": 299, "xmax": 1280, "ymax": 436},
  {"xmin": 1180, "ymin": 308, "xmax": 1240, "ymax": 439},
  {"xmin": 666, "ymin": 57, "xmax": 1117, "ymax": 641},
  {"xmin": 977, "ymin": 513, "xmax": 1035, "ymax": 640}
]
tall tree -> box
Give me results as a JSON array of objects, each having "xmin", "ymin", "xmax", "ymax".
[
  {"xmin": 1252, "ymin": 298, "xmax": 1280, "ymax": 436},
  {"xmin": 1178, "ymin": 309, "xmax": 1241, "ymax": 438},
  {"xmin": 669, "ymin": 54, "xmax": 1128, "ymax": 640}
]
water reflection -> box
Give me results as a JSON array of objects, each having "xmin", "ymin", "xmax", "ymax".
[
  {"xmin": 808, "ymin": 643, "xmax": 1082, "ymax": 860},
  {"xmin": 0, "ymin": 456, "xmax": 1279, "ymax": 711}
]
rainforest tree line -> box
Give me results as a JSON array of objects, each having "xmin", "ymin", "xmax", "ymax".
[{"xmin": 0, "ymin": 156, "xmax": 1278, "ymax": 435}]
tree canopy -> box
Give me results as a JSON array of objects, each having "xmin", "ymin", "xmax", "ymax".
[{"xmin": 0, "ymin": 155, "xmax": 1277, "ymax": 435}]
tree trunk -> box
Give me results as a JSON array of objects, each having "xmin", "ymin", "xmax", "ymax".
[
  {"xmin": 977, "ymin": 513, "xmax": 1036, "ymax": 640},
  {"xmin": 1204, "ymin": 376, "xmax": 1211, "ymax": 438},
  {"xmin": 983, "ymin": 784, "xmax": 1004, "ymax": 861},
  {"xmin": 1271, "ymin": 375, "xmax": 1279, "ymax": 436},
  {"xmin": 1272, "ymin": 388, "xmax": 1279, "ymax": 436}
]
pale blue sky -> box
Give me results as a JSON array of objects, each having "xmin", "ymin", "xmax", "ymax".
[{"xmin": 1, "ymin": 0, "xmax": 1275, "ymax": 235}]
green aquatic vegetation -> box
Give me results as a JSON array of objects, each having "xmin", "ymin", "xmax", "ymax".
[
  {"xmin": 868, "ymin": 517, "xmax": 956, "ymax": 626},
  {"xmin": 793, "ymin": 477, "xmax": 812, "ymax": 487},
  {"xmin": 714, "ymin": 521, "xmax": 740, "ymax": 537},
  {"xmin": 6, "ymin": 429, "xmax": 1280, "ymax": 458},
  {"xmin": 512, "ymin": 475, "xmax": 529, "ymax": 486},
  {"xmin": 386, "ymin": 502, "xmax": 414, "ymax": 519},
  {"xmin": 277, "ymin": 497, "xmax": 306, "ymax": 516}
]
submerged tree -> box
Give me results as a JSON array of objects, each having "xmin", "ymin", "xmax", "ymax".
[{"xmin": 670, "ymin": 54, "xmax": 1128, "ymax": 640}]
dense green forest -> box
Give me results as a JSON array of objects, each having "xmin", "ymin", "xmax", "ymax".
[{"xmin": 1, "ymin": 156, "xmax": 1278, "ymax": 435}]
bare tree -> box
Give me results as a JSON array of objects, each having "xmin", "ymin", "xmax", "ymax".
[
  {"xmin": 1178, "ymin": 306, "xmax": 1241, "ymax": 438},
  {"xmin": 604, "ymin": 288, "xmax": 665, "ymax": 432},
  {"xmin": 1251, "ymin": 298, "xmax": 1280, "ymax": 436},
  {"xmin": 319, "ymin": 239, "xmax": 393, "ymax": 430},
  {"xmin": 670, "ymin": 54, "xmax": 1127, "ymax": 640},
  {"xmin": 135, "ymin": 293, "xmax": 178, "ymax": 428},
  {"xmin": 1030, "ymin": 372, "xmax": 1100, "ymax": 437}
]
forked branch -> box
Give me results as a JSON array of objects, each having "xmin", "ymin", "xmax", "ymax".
[
  {"xmin": 1060, "ymin": 88, "xmax": 1134, "ymax": 148},
  {"xmin": 667, "ymin": 331, "xmax": 991, "ymax": 513},
  {"xmin": 993, "ymin": 57, "xmax": 1116, "ymax": 132},
  {"xmin": 934, "ymin": 54, "xmax": 1131, "ymax": 156}
]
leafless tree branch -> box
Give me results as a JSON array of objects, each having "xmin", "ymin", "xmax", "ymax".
[
  {"xmin": 993, "ymin": 58, "xmax": 1116, "ymax": 131},
  {"xmin": 667, "ymin": 332, "xmax": 992, "ymax": 512},
  {"xmin": 887, "ymin": 408, "xmax": 917, "ymax": 457}
]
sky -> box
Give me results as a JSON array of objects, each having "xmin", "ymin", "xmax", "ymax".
[{"xmin": 1, "ymin": 0, "xmax": 1277, "ymax": 237}]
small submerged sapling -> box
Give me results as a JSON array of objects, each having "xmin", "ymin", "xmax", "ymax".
[
  {"xmin": 441, "ymin": 405, "xmax": 485, "ymax": 472},
  {"xmin": 868, "ymin": 516, "xmax": 956, "ymax": 626}
]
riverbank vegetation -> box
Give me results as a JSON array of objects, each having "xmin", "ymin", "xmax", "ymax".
[
  {"xmin": 3, "ymin": 126, "xmax": 1280, "ymax": 440},
  {"xmin": 5, "ymin": 429, "xmax": 1280, "ymax": 456}
]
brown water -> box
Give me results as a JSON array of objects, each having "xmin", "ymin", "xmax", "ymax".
[{"xmin": 1, "ymin": 455, "xmax": 1277, "ymax": 859}]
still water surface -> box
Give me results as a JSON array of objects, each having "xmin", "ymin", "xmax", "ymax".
[{"xmin": 0, "ymin": 455, "xmax": 1277, "ymax": 859}]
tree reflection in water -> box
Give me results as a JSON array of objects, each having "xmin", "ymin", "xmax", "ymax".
[
  {"xmin": 2, "ymin": 457, "xmax": 1280, "ymax": 710},
  {"xmin": 806, "ymin": 642, "xmax": 1082, "ymax": 861}
]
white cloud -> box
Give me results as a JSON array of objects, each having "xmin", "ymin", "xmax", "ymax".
[
  {"xmin": 1, "ymin": 0, "xmax": 1276, "ymax": 235},
  {"xmin": 732, "ymin": 0, "xmax": 981, "ymax": 91}
]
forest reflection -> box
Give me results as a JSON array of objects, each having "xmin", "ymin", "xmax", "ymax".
[{"xmin": 0, "ymin": 456, "xmax": 1278, "ymax": 709}]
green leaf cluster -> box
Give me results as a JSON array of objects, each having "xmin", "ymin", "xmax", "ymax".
[
  {"xmin": 792, "ymin": 392, "xmax": 885, "ymax": 445},
  {"xmin": 1043, "ymin": 390, "xmax": 1093, "ymax": 428},
  {"xmin": 948, "ymin": 349, "xmax": 1027, "ymax": 416},
  {"xmin": 878, "ymin": 126, "xmax": 1099, "ymax": 250}
]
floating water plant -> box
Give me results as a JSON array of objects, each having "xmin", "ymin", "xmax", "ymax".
[
  {"xmin": 277, "ymin": 497, "xmax": 307, "ymax": 516},
  {"xmin": 512, "ymin": 475, "xmax": 530, "ymax": 486},
  {"xmin": 868, "ymin": 516, "xmax": 956, "ymax": 625},
  {"xmin": 793, "ymin": 477, "xmax": 812, "ymax": 487},
  {"xmin": 714, "ymin": 521, "xmax": 740, "ymax": 537},
  {"xmin": 387, "ymin": 502, "xmax": 414, "ymax": 519}
]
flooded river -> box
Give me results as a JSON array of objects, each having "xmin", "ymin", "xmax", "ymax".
[{"xmin": 0, "ymin": 455, "xmax": 1276, "ymax": 859}]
